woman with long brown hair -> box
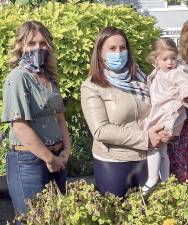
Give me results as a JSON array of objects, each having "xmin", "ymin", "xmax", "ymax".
[
  {"xmin": 81, "ymin": 26, "xmax": 170, "ymax": 197},
  {"xmin": 1, "ymin": 20, "xmax": 71, "ymax": 220}
]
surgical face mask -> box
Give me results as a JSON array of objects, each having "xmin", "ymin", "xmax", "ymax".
[
  {"xmin": 20, "ymin": 48, "xmax": 49, "ymax": 74},
  {"xmin": 105, "ymin": 50, "xmax": 128, "ymax": 71}
]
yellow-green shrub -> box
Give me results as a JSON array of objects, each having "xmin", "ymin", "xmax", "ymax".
[{"xmin": 15, "ymin": 177, "xmax": 188, "ymax": 225}]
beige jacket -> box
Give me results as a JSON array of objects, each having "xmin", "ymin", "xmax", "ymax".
[{"xmin": 81, "ymin": 77, "xmax": 150, "ymax": 161}]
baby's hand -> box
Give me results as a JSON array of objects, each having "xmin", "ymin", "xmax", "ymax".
[{"xmin": 158, "ymin": 128, "xmax": 172, "ymax": 143}]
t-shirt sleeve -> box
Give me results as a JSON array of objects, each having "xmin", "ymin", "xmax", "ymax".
[{"xmin": 1, "ymin": 72, "xmax": 32, "ymax": 122}]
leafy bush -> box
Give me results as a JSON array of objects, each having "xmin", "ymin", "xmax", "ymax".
[
  {"xmin": 67, "ymin": 109, "xmax": 93, "ymax": 176},
  {"xmin": 14, "ymin": 0, "xmax": 46, "ymax": 7},
  {"xmin": 10, "ymin": 0, "xmax": 95, "ymax": 8},
  {"xmin": 166, "ymin": 0, "xmax": 188, "ymax": 6},
  {"xmin": 14, "ymin": 177, "xmax": 188, "ymax": 225},
  {"xmin": 0, "ymin": 2, "xmax": 160, "ymax": 176},
  {"xmin": 0, "ymin": 124, "xmax": 9, "ymax": 176},
  {"xmin": 0, "ymin": 137, "xmax": 8, "ymax": 176}
]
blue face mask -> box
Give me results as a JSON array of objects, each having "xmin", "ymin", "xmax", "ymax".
[{"xmin": 105, "ymin": 50, "xmax": 128, "ymax": 71}]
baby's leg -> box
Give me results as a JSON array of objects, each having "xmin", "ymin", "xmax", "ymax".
[
  {"xmin": 142, "ymin": 149, "xmax": 160, "ymax": 194},
  {"xmin": 159, "ymin": 143, "xmax": 170, "ymax": 182}
]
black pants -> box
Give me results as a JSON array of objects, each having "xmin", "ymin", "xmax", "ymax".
[{"xmin": 94, "ymin": 158, "xmax": 148, "ymax": 197}]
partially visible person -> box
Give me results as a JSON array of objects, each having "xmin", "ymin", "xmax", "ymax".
[
  {"xmin": 142, "ymin": 37, "xmax": 188, "ymax": 195},
  {"xmin": 1, "ymin": 20, "xmax": 71, "ymax": 220},
  {"xmin": 81, "ymin": 26, "xmax": 171, "ymax": 197},
  {"xmin": 168, "ymin": 20, "xmax": 188, "ymax": 182}
]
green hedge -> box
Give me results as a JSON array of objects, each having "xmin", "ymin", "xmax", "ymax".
[
  {"xmin": 0, "ymin": 137, "xmax": 8, "ymax": 176},
  {"xmin": 0, "ymin": 2, "xmax": 160, "ymax": 176},
  {"xmin": 15, "ymin": 177, "xmax": 188, "ymax": 225}
]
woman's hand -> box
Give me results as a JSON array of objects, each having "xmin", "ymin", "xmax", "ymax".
[
  {"xmin": 148, "ymin": 125, "xmax": 165, "ymax": 148},
  {"xmin": 46, "ymin": 155, "xmax": 66, "ymax": 172},
  {"xmin": 46, "ymin": 148, "xmax": 71, "ymax": 172},
  {"xmin": 59, "ymin": 148, "xmax": 71, "ymax": 166}
]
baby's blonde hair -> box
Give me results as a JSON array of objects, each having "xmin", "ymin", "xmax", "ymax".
[{"xmin": 148, "ymin": 37, "xmax": 178, "ymax": 65}]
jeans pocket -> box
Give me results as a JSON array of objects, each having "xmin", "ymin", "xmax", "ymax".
[{"xmin": 17, "ymin": 151, "xmax": 41, "ymax": 164}]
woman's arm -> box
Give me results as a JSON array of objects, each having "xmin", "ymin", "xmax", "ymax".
[
  {"xmin": 56, "ymin": 112, "xmax": 71, "ymax": 164},
  {"xmin": 12, "ymin": 120, "xmax": 65, "ymax": 172}
]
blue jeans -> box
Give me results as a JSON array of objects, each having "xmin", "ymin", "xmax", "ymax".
[
  {"xmin": 6, "ymin": 149, "xmax": 67, "ymax": 217},
  {"xmin": 94, "ymin": 158, "xmax": 148, "ymax": 197}
]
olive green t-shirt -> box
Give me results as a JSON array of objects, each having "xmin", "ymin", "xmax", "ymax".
[{"xmin": 1, "ymin": 66, "xmax": 64, "ymax": 145}]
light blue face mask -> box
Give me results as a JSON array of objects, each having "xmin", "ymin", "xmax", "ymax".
[{"xmin": 105, "ymin": 50, "xmax": 128, "ymax": 71}]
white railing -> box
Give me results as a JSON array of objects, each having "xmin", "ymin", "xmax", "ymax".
[{"xmin": 161, "ymin": 28, "xmax": 181, "ymax": 46}]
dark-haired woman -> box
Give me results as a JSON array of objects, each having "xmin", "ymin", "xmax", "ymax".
[{"xmin": 81, "ymin": 26, "xmax": 170, "ymax": 197}]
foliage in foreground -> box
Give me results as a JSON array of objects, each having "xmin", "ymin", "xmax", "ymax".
[{"xmin": 15, "ymin": 177, "xmax": 188, "ymax": 225}]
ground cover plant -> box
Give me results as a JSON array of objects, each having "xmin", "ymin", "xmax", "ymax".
[{"xmin": 13, "ymin": 176, "xmax": 188, "ymax": 225}]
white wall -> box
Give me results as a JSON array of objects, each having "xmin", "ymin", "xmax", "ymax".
[{"xmin": 148, "ymin": 9, "xmax": 188, "ymax": 29}]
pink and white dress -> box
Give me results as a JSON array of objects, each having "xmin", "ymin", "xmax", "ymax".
[
  {"xmin": 144, "ymin": 64, "xmax": 188, "ymax": 186},
  {"xmin": 145, "ymin": 64, "xmax": 188, "ymax": 136}
]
